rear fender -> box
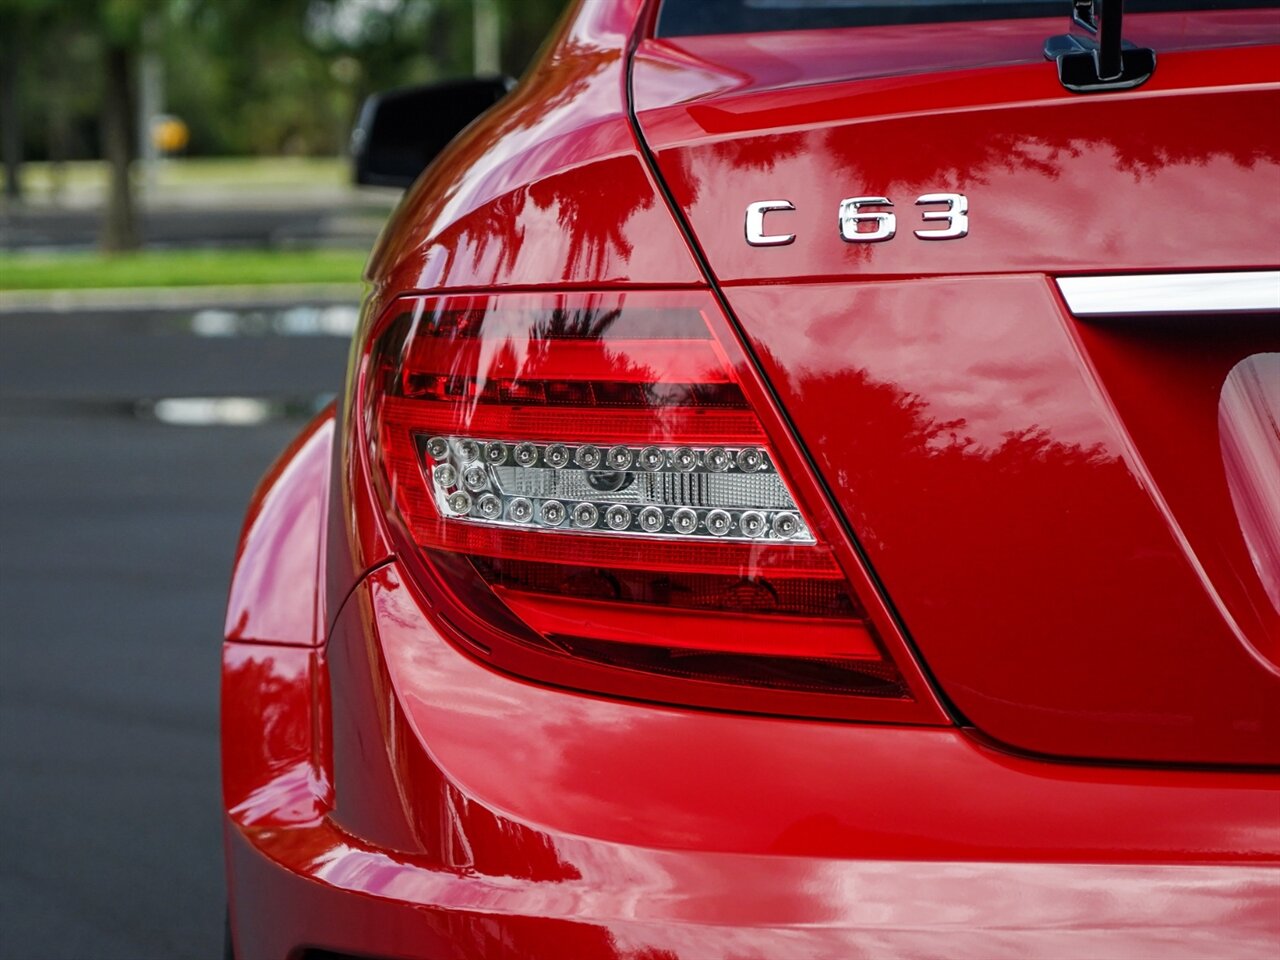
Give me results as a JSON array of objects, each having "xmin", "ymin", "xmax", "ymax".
[{"xmin": 225, "ymin": 406, "xmax": 335, "ymax": 648}]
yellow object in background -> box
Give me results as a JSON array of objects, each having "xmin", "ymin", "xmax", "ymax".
[{"xmin": 152, "ymin": 115, "xmax": 190, "ymax": 154}]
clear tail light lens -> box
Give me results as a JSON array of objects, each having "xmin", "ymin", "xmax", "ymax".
[
  {"xmin": 359, "ymin": 291, "xmax": 935, "ymax": 721},
  {"xmin": 423, "ymin": 435, "xmax": 812, "ymax": 543}
]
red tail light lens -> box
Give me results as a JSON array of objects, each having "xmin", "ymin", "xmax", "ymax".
[{"xmin": 360, "ymin": 291, "xmax": 937, "ymax": 721}]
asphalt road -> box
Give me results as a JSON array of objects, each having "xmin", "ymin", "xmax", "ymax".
[{"xmin": 0, "ymin": 304, "xmax": 354, "ymax": 958}]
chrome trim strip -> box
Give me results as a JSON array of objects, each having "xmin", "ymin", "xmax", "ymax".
[{"xmin": 1056, "ymin": 271, "xmax": 1280, "ymax": 316}]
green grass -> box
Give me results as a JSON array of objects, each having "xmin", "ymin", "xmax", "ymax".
[
  {"xmin": 0, "ymin": 248, "xmax": 367, "ymax": 290},
  {"xmin": 19, "ymin": 156, "xmax": 348, "ymax": 194},
  {"xmin": 145, "ymin": 156, "xmax": 347, "ymax": 187}
]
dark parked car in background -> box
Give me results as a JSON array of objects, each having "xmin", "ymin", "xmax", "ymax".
[{"xmin": 223, "ymin": 1, "xmax": 1280, "ymax": 956}]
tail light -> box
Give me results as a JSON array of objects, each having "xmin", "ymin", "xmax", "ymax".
[{"xmin": 359, "ymin": 290, "xmax": 940, "ymax": 722}]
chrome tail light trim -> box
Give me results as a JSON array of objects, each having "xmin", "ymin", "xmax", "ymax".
[{"xmin": 1057, "ymin": 271, "xmax": 1280, "ymax": 316}]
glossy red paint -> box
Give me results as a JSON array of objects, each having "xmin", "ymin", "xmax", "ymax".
[
  {"xmin": 1073, "ymin": 320, "xmax": 1280, "ymax": 672},
  {"xmin": 224, "ymin": 0, "xmax": 1280, "ymax": 954},
  {"xmin": 722, "ymin": 277, "xmax": 1280, "ymax": 766},
  {"xmin": 632, "ymin": 20, "xmax": 1280, "ymax": 765},
  {"xmin": 225, "ymin": 406, "xmax": 333, "ymax": 647},
  {"xmin": 342, "ymin": 563, "xmax": 1279, "ymax": 863},
  {"xmin": 634, "ymin": 42, "xmax": 1280, "ymax": 281},
  {"xmin": 632, "ymin": 11, "xmax": 1280, "ymax": 112},
  {"xmin": 221, "ymin": 642, "xmax": 331, "ymax": 831},
  {"xmin": 222, "ymin": 560, "xmax": 1280, "ymax": 959},
  {"xmin": 366, "ymin": 0, "xmax": 699, "ymax": 297}
]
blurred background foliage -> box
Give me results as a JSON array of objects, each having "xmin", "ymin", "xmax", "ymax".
[
  {"xmin": 1, "ymin": 0, "xmax": 567, "ymax": 162},
  {"xmin": 0, "ymin": 0, "xmax": 567, "ymax": 251}
]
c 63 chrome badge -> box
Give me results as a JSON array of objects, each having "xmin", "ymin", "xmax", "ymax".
[{"xmin": 745, "ymin": 194, "xmax": 968, "ymax": 246}]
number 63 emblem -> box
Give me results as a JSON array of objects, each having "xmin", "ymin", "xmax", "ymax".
[{"xmin": 745, "ymin": 194, "xmax": 968, "ymax": 246}]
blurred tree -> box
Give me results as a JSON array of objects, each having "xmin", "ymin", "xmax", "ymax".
[
  {"xmin": 97, "ymin": 0, "xmax": 149, "ymax": 251},
  {"xmin": 0, "ymin": 0, "xmax": 64, "ymax": 202},
  {"xmin": 496, "ymin": 0, "xmax": 571, "ymax": 78},
  {"xmin": 8, "ymin": 0, "xmax": 570, "ymax": 163},
  {"xmin": 0, "ymin": 8, "xmax": 23, "ymax": 201},
  {"xmin": 0, "ymin": 0, "xmax": 569, "ymax": 233},
  {"xmin": 0, "ymin": 0, "xmax": 150, "ymax": 248},
  {"xmin": 173, "ymin": 0, "xmax": 568, "ymax": 157}
]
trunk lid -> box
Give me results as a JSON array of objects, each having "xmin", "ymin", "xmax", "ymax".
[{"xmin": 632, "ymin": 16, "xmax": 1280, "ymax": 765}]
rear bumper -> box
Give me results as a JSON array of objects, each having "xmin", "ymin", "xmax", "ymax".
[
  {"xmin": 223, "ymin": 561, "xmax": 1280, "ymax": 960},
  {"xmin": 225, "ymin": 814, "xmax": 1280, "ymax": 960}
]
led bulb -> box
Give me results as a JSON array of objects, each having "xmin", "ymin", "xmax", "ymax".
[
  {"xmin": 672, "ymin": 447, "xmax": 698, "ymax": 472},
  {"xmin": 447, "ymin": 491, "xmax": 472, "ymax": 515},
  {"xmin": 540, "ymin": 500, "xmax": 567, "ymax": 526},
  {"xmin": 605, "ymin": 504, "xmax": 631, "ymax": 530},
  {"xmin": 740, "ymin": 510, "xmax": 766, "ymax": 538},
  {"xmin": 671, "ymin": 507, "xmax": 697, "ymax": 534},
  {"xmin": 426, "ymin": 436, "xmax": 450, "ymax": 460},
  {"xmin": 463, "ymin": 465, "xmax": 488, "ymax": 491},
  {"xmin": 606, "ymin": 445, "xmax": 633, "ymax": 470},
  {"xmin": 455, "ymin": 438, "xmax": 480, "ymax": 461},
  {"xmin": 514, "ymin": 442, "xmax": 538, "ymax": 467},
  {"xmin": 433, "ymin": 463, "xmax": 458, "ymax": 488},
  {"xmin": 544, "ymin": 443, "xmax": 570, "ymax": 469},
  {"xmin": 509, "ymin": 497, "xmax": 533, "ymax": 522},
  {"xmin": 706, "ymin": 508, "xmax": 732, "ymax": 536},
  {"xmin": 704, "ymin": 447, "xmax": 730, "ymax": 472},
  {"xmin": 638, "ymin": 506, "xmax": 665, "ymax": 532},
  {"xmin": 572, "ymin": 502, "xmax": 599, "ymax": 528},
  {"xmin": 574, "ymin": 444, "xmax": 602, "ymax": 469},
  {"xmin": 736, "ymin": 447, "xmax": 764, "ymax": 472},
  {"xmin": 484, "ymin": 441, "xmax": 508, "ymax": 465},
  {"xmin": 638, "ymin": 446, "xmax": 665, "ymax": 471},
  {"xmin": 772, "ymin": 511, "xmax": 800, "ymax": 539},
  {"xmin": 476, "ymin": 493, "xmax": 502, "ymax": 519}
]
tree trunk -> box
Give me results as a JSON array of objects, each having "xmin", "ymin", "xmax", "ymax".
[
  {"xmin": 100, "ymin": 44, "xmax": 140, "ymax": 252},
  {"xmin": 46, "ymin": 23, "xmax": 73, "ymax": 204},
  {"xmin": 0, "ymin": 22, "xmax": 23, "ymax": 203}
]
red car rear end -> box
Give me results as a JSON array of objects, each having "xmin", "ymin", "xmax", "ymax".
[{"xmin": 222, "ymin": 1, "xmax": 1280, "ymax": 957}]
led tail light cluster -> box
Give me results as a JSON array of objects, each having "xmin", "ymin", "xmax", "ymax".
[
  {"xmin": 423, "ymin": 435, "xmax": 811, "ymax": 542},
  {"xmin": 361, "ymin": 291, "xmax": 925, "ymax": 719}
]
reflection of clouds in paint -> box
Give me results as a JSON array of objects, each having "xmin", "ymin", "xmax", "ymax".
[
  {"xmin": 811, "ymin": 863, "xmax": 1280, "ymax": 957},
  {"xmin": 793, "ymin": 281, "xmax": 1109, "ymax": 452},
  {"xmin": 901, "ymin": 350, "xmax": 1102, "ymax": 452},
  {"xmin": 1220, "ymin": 353, "xmax": 1280, "ymax": 615},
  {"xmin": 985, "ymin": 149, "xmax": 1269, "ymax": 267}
]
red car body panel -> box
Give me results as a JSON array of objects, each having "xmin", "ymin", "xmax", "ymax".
[
  {"xmin": 723, "ymin": 278, "xmax": 1280, "ymax": 765},
  {"xmin": 633, "ymin": 28, "xmax": 1280, "ymax": 765},
  {"xmin": 631, "ymin": 11, "xmax": 1280, "ymax": 111},
  {"xmin": 223, "ymin": 0, "xmax": 1280, "ymax": 956},
  {"xmin": 225, "ymin": 408, "xmax": 332, "ymax": 648},
  {"xmin": 224, "ymin": 558, "xmax": 1280, "ymax": 959},
  {"xmin": 633, "ymin": 39, "xmax": 1280, "ymax": 280}
]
